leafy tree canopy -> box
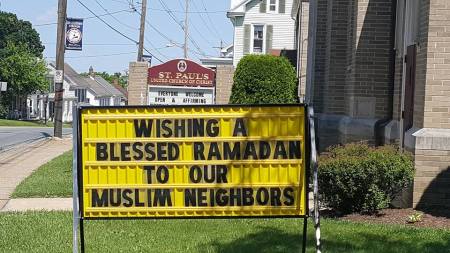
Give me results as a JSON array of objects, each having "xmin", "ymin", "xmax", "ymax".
[
  {"xmin": 230, "ymin": 55, "xmax": 298, "ymax": 104},
  {"xmin": 0, "ymin": 42, "xmax": 49, "ymax": 96},
  {"xmin": 81, "ymin": 71, "xmax": 128, "ymax": 88},
  {"xmin": 0, "ymin": 11, "xmax": 45, "ymax": 57}
]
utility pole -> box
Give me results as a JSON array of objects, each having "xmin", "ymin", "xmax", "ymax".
[
  {"xmin": 54, "ymin": 0, "xmax": 67, "ymax": 138},
  {"xmin": 213, "ymin": 40, "xmax": 224, "ymax": 56},
  {"xmin": 184, "ymin": 0, "xmax": 189, "ymax": 59},
  {"xmin": 137, "ymin": 0, "xmax": 147, "ymax": 61}
]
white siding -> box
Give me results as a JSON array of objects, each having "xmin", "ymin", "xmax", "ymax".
[
  {"xmin": 232, "ymin": 0, "xmax": 296, "ymax": 66},
  {"xmin": 86, "ymin": 90, "xmax": 99, "ymax": 106}
]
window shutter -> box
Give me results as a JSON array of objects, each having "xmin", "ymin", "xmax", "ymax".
[
  {"xmin": 244, "ymin": 24, "xmax": 251, "ymax": 54},
  {"xmin": 266, "ymin": 25, "xmax": 273, "ymax": 54},
  {"xmin": 279, "ymin": 0, "xmax": 285, "ymax": 14},
  {"xmin": 260, "ymin": 0, "xmax": 267, "ymax": 13}
]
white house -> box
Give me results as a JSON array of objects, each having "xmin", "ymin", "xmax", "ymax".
[
  {"xmin": 28, "ymin": 62, "xmax": 78, "ymax": 122},
  {"xmin": 28, "ymin": 63, "xmax": 126, "ymax": 122},
  {"xmin": 227, "ymin": 0, "xmax": 296, "ymax": 66}
]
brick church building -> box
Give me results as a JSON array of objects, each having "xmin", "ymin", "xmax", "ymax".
[{"xmin": 293, "ymin": 0, "xmax": 450, "ymax": 210}]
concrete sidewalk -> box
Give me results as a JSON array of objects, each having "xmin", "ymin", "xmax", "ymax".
[
  {"xmin": 1, "ymin": 198, "xmax": 72, "ymax": 212},
  {"xmin": 0, "ymin": 138, "xmax": 72, "ymax": 210}
]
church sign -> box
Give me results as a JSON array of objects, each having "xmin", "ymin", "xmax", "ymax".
[{"xmin": 148, "ymin": 59, "xmax": 215, "ymax": 105}]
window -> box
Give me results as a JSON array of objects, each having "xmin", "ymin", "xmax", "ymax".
[
  {"xmin": 47, "ymin": 77, "xmax": 55, "ymax": 92},
  {"xmin": 99, "ymin": 98, "xmax": 110, "ymax": 106},
  {"xmin": 268, "ymin": 0, "xmax": 277, "ymax": 13},
  {"xmin": 252, "ymin": 25, "xmax": 265, "ymax": 53},
  {"xmin": 75, "ymin": 89, "xmax": 87, "ymax": 103}
]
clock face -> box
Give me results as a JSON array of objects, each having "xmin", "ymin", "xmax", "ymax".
[{"xmin": 66, "ymin": 28, "xmax": 82, "ymax": 44}]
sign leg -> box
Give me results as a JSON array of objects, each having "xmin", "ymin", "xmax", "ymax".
[
  {"xmin": 302, "ymin": 217, "xmax": 308, "ymax": 253},
  {"xmin": 80, "ymin": 218, "xmax": 86, "ymax": 253}
]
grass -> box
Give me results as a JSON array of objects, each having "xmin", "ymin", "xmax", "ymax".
[
  {"xmin": 0, "ymin": 212, "xmax": 448, "ymax": 253},
  {"xmin": 0, "ymin": 119, "xmax": 71, "ymax": 127},
  {"xmin": 12, "ymin": 151, "xmax": 73, "ymax": 198}
]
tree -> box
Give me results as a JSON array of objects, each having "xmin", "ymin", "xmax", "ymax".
[
  {"xmin": 0, "ymin": 42, "xmax": 48, "ymax": 117},
  {"xmin": 81, "ymin": 71, "xmax": 128, "ymax": 88},
  {"xmin": 0, "ymin": 12, "xmax": 45, "ymax": 57},
  {"xmin": 230, "ymin": 55, "xmax": 298, "ymax": 104}
]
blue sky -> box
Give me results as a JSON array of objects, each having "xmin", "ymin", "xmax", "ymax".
[{"xmin": 0, "ymin": 0, "xmax": 233, "ymax": 74}]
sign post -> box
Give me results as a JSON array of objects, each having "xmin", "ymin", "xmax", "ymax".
[{"xmin": 75, "ymin": 104, "xmax": 309, "ymax": 252}]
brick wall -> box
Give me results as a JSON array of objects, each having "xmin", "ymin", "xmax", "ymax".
[
  {"xmin": 422, "ymin": 0, "xmax": 450, "ymax": 129},
  {"xmin": 313, "ymin": 0, "xmax": 394, "ymax": 119},
  {"xmin": 414, "ymin": 148, "xmax": 450, "ymax": 209},
  {"xmin": 127, "ymin": 62, "xmax": 149, "ymax": 105},
  {"xmin": 215, "ymin": 65, "xmax": 234, "ymax": 104}
]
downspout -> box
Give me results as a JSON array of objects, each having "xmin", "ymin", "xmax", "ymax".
[
  {"xmin": 296, "ymin": 2, "xmax": 303, "ymax": 102},
  {"xmin": 305, "ymin": 0, "xmax": 317, "ymax": 105},
  {"xmin": 375, "ymin": 0, "xmax": 397, "ymax": 146},
  {"xmin": 399, "ymin": 0, "xmax": 408, "ymax": 151}
]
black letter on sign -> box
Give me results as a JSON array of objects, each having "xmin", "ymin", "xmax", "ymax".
[
  {"xmin": 242, "ymin": 188, "xmax": 254, "ymax": 206},
  {"xmin": 289, "ymin": 141, "xmax": 302, "ymax": 159},
  {"xmin": 92, "ymin": 189, "xmax": 108, "ymax": 207},
  {"xmin": 233, "ymin": 118, "xmax": 247, "ymax": 137},
  {"xmin": 189, "ymin": 165, "xmax": 202, "ymax": 183},
  {"xmin": 153, "ymin": 189, "xmax": 172, "ymax": 206},
  {"xmin": 273, "ymin": 141, "xmax": 287, "ymax": 159},
  {"xmin": 120, "ymin": 143, "xmax": 131, "ymax": 161},
  {"xmin": 122, "ymin": 189, "xmax": 133, "ymax": 207},
  {"xmin": 143, "ymin": 166, "xmax": 156, "ymax": 184},
  {"xmin": 206, "ymin": 119, "xmax": 219, "ymax": 137},
  {"xmin": 134, "ymin": 119, "xmax": 153, "ymax": 137},
  {"xmin": 156, "ymin": 166, "xmax": 169, "ymax": 183},
  {"xmin": 132, "ymin": 142, "xmax": 144, "ymax": 160},
  {"xmin": 283, "ymin": 187, "xmax": 295, "ymax": 206},
  {"xmin": 135, "ymin": 189, "xmax": 145, "ymax": 207},
  {"xmin": 184, "ymin": 189, "xmax": 197, "ymax": 206},
  {"xmin": 110, "ymin": 189, "xmax": 121, "ymax": 207},
  {"xmin": 96, "ymin": 143, "xmax": 108, "ymax": 161},
  {"xmin": 193, "ymin": 142, "xmax": 205, "ymax": 160},
  {"xmin": 270, "ymin": 188, "xmax": 282, "ymax": 206}
]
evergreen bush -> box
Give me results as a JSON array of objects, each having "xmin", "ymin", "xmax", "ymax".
[{"xmin": 230, "ymin": 55, "xmax": 298, "ymax": 104}]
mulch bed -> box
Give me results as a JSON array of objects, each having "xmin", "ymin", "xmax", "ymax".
[{"xmin": 330, "ymin": 208, "xmax": 450, "ymax": 229}]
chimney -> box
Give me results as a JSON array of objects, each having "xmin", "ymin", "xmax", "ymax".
[{"xmin": 89, "ymin": 66, "xmax": 95, "ymax": 77}]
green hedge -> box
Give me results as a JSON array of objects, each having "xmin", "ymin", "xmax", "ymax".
[
  {"xmin": 318, "ymin": 143, "xmax": 414, "ymax": 214},
  {"xmin": 229, "ymin": 54, "xmax": 298, "ymax": 104}
]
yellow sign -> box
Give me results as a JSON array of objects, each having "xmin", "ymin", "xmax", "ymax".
[{"xmin": 79, "ymin": 105, "xmax": 307, "ymax": 218}]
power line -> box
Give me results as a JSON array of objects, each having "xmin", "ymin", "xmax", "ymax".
[
  {"xmin": 176, "ymin": 0, "xmax": 215, "ymax": 49},
  {"xmin": 200, "ymin": 0, "xmax": 224, "ymax": 42},
  {"xmin": 156, "ymin": 0, "xmax": 207, "ymax": 57},
  {"xmin": 93, "ymin": 0, "xmax": 139, "ymax": 31},
  {"xmin": 74, "ymin": 0, "xmax": 162, "ymax": 63},
  {"xmin": 74, "ymin": 0, "xmax": 138, "ymax": 44},
  {"xmin": 46, "ymin": 51, "xmax": 137, "ymax": 59},
  {"xmin": 135, "ymin": 9, "xmax": 181, "ymax": 47},
  {"xmin": 33, "ymin": 9, "xmax": 131, "ymax": 27},
  {"xmin": 43, "ymin": 42, "xmax": 136, "ymax": 46},
  {"xmin": 190, "ymin": 1, "xmax": 222, "ymax": 45},
  {"xmin": 144, "ymin": 37, "xmax": 170, "ymax": 61}
]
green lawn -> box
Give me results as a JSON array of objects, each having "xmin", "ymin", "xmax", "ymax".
[
  {"xmin": 0, "ymin": 212, "xmax": 448, "ymax": 253},
  {"xmin": 12, "ymin": 151, "xmax": 73, "ymax": 198},
  {"xmin": 0, "ymin": 119, "xmax": 71, "ymax": 127}
]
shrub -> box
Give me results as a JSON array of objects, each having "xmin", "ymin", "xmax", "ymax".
[
  {"xmin": 318, "ymin": 143, "xmax": 414, "ymax": 214},
  {"xmin": 229, "ymin": 54, "xmax": 298, "ymax": 104}
]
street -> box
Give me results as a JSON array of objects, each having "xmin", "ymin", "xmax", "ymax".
[{"xmin": 0, "ymin": 127, "xmax": 72, "ymax": 151}]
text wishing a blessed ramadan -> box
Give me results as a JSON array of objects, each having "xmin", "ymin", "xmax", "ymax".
[{"xmin": 90, "ymin": 118, "xmax": 302, "ymax": 209}]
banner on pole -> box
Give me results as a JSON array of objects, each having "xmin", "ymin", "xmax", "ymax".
[
  {"xmin": 78, "ymin": 105, "xmax": 308, "ymax": 219},
  {"xmin": 65, "ymin": 18, "xmax": 83, "ymax": 51}
]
